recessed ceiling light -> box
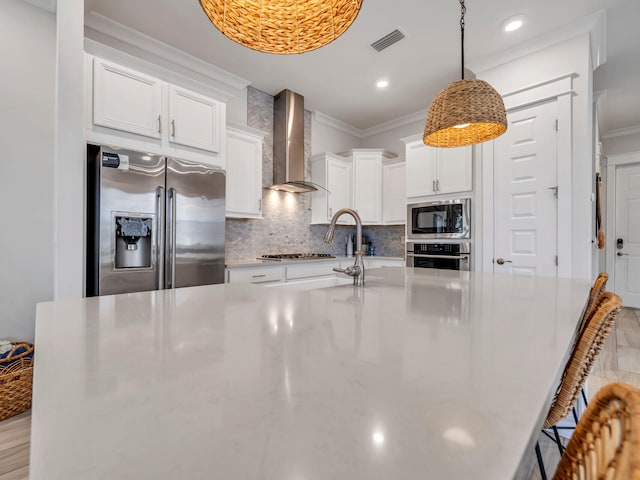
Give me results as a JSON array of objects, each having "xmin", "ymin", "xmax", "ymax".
[
  {"xmin": 376, "ymin": 79, "xmax": 389, "ymax": 89},
  {"xmin": 503, "ymin": 15, "xmax": 525, "ymax": 32}
]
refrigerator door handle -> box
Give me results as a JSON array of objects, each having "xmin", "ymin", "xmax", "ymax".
[
  {"xmin": 166, "ymin": 187, "xmax": 177, "ymax": 289},
  {"xmin": 155, "ymin": 186, "xmax": 165, "ymax": 289}
]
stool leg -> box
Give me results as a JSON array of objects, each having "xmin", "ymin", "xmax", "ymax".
[
  {"xmin": 535, "ymin": 442, "xmax": 548, "ymax": 480},
  {"xmin": 552, "ymin": 426, "xmax": 565, "ymax": 455},
  {"xmin": 581, "ymin": 387, "xmax": 589, "ymax": 407}
]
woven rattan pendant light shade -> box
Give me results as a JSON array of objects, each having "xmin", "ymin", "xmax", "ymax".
[
  {"xmin": 423, "ymin": 1, "xmax": 507, "ymax": 147},
  {"xmin": 423, "ymin": 79, "xmax": 507, "ymax": 147},
  {"xmin": 199, "ymin": 0, "xmax": 363, "ymax": 55}
]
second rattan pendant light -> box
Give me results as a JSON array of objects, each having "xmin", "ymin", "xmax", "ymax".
[
  {"xmin": 423, "ymin": 0, "xmax": 507, "ymax": 147},
  {"xmin": 199, "ymin": 0, "xmax": 363, "ymax": 55}
]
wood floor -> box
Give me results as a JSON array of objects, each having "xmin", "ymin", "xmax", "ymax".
[{"xmin": 1, "ymin": 308, "xmax": 639, "ymax": 480}]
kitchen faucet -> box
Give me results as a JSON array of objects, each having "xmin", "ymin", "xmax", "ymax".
[{"xmin": 323, "ymin": 208, "xmax": 365, "ymax": 286}]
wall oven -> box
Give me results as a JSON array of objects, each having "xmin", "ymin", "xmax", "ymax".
[
  {"xmin": 406, "ymin": 243, "xmax": 471, "ymax": 271},
  {"xmin": 407, "ymin": 198, "xmax": 470, "ymax": 240}
]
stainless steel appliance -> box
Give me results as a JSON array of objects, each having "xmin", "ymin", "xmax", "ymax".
[
  {"xmin": 406, "ymin": 243, "xmax": 471, "ymax": 271},
  {"xmin": 407, "ymin": 198, "xmax": 470, "ymax": 240},
  {"xmin": 86, "ymin": 145, "xmax": 226, "ymax": 296},
  {"xmin": 258, "ymin": 253, "xmax": 336, "ymax": 261}
]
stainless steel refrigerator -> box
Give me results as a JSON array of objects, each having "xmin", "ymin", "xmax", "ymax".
[{"xmin": 86, "ymin": 145, "xmax": 225, "ymax": 296}]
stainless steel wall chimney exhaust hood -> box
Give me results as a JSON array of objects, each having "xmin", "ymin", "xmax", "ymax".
[{"xmin": 271, "ymin": 89, "xmax": 317, "ymax": 193}]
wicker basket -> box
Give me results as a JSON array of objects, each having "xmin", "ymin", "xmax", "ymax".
[{"xmin": 0, "ymin": 342, "xmax": 34, "ymax": 421}]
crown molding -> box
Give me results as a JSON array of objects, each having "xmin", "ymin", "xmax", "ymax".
[
  {"xmin": 468, "ymin": 9, "xmax": 606, "ymax": 75},
  {"xmin": 359, "ymin": 109, "xmax": 427, "ymax": 138},
  {"xmin": 313, "ymin": 109, "xmax": 427, "ymax": 139},
  {"xmin": 312, "ymin": 111, "xmax": 362, "ymax": 138},
  {"xmin": 601, "ymin": 125, "xmax": 640, "ymax": 139},
  {"xmin": 84, "ymin": 12, "xmax": 251, "ymax": 94},
  {"xmin": 22, "ymin": 0, "xmax": 56, "ymax": 12}
]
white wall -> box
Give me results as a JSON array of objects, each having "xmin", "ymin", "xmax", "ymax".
[
  {"xmin": 0, "ymin": 0, "xmax": 56, "ymax": 341},
  {"xmin": 476, "ymin": 34, "xmax": 594, "ymax": 279},
  {"xmin": 360, "ymin": 119, "xmax": 424, "ymax": 156},
  {"xmin": 227, "ymin": 87, "xmax": 248, "ymax": 126},
  {"xmin": 311, "ymin": 116, "xmax": 361, "ymax": 154},
  {"xmin": 603, "ymin": 131, "xmax": 640, "ymax": 156}
]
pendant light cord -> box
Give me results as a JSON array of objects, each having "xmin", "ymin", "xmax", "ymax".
[{"xmin": 460, "ymin": 0, "xmax": 466, "ymax": 80}]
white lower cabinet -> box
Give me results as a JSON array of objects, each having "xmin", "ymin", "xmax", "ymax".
[
  {"xmin": 285, "ymin": 262, "xmax": 342, "ymax": 280},
  {"xmin": 367, "ymin": 258, "xmax": 405, "ymax": 268},
  {"xmin": 226, "ymin": 258, "xmax": 404, "ymax": 284},
  {"xmin": 227, "ymin": 266, "xmax": 283, "ymax": 284},
  {"xmin": 225, "ymin": 125, "xmax": 265, "ymax": 219}
]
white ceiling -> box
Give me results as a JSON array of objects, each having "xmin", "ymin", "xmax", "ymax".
[{"xmin": 84, "ymin": 0, "xmax": 640, "ymax": 134}]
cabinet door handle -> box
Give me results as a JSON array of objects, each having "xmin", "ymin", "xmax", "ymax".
[
  {"xmin": 252, "ymin": 274, "xmax": 266, "ymax": 278},
  {"xmin": 436, "ymin": 179, "xmax": 440, "ymax": 192},
  {"xmin": 329, "ymin": 207, "xmax": 332, "ymax": 218},
  {"xmin": 171, "ymin": 119, "xmax": 176, "ymax": 137},
  {"xmin": 258, "ymin": 198, "xmax": 262, "ymax": 211},
  {"xmin": 157, "ymin": 115, "xmax": 161, "ymax": 134},
  {"xmin": 433, "ymin": 180, "xmax": 437, "ymax": 192}
]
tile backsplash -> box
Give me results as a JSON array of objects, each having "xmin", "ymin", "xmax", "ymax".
[{"xmin": 225, "ymin": 87, "xmax": 404, "ymax": 263}]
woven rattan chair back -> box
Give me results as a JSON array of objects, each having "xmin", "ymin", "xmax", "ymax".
[
  {"xmin": 580, "ymin": 272, "xmax": 609, "ymax": 331},
  {"xmin": 553, "ymin": 382, "xmax": 640, "ymax": 480},
  {"xmin": 544, "ymin": 292, "xmax": 622, "ymax": 428}
]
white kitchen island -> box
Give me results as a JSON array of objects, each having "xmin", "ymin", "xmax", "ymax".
[{"xmin": 30, "ymin": 268, "xmax": 591, "ymax": 479}]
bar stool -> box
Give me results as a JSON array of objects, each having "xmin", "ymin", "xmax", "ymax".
[{"xmin": 552, "ymin": 382, "xmax": 640, "ymax": 479}]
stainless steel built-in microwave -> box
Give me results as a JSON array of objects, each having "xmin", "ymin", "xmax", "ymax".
[{"xmin": 407, "ymin": 198, "xmax": 471, "ymax": 240}]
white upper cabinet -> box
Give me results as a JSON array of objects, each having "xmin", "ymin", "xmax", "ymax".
[
  {"xmin": 88, "ymin": 57, "xmax": 226, "ymax": 168},
  {"xmin": 436, "ymin": 147, "xmax": 473, "ymax": 194},
  {"xmin": 168, "ymin": 85, "xmax": 224, "ymax": 153},
  {"xmin": 353, "ymin": 151, "xmax": 384, "ymax": 224},
  {"xmin": 225, "ymin": 125, "xmax": 265, "ymax": 219},
  {"xmin": 93, "ymin": 58, "xmax": 163, "ymax": 139},
  {"xmin": 382, "ymin": 158, "xmax": 406, "ymax": 224},
  {"xmin": 311, "ymin": 153, "xmax": 354, "ymax": 225},
  {"xmin": 405, "ymin": 141, "xmax": 437, "ymax": 198},
  {"xmin": 311, "ymin": 149, "xmax": 397, "ymax": 225},
  {"xmin": 404, "ymin": 137, "xmax": 472, "ymax": 198}
]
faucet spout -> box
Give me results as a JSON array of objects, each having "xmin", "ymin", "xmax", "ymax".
[{"xmin": 323, "ymin": 208, "xmax": 365, "ymax": 286}]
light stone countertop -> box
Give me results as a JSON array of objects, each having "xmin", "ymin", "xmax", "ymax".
[
  {"xmin": 225, "ymin": 255, "xmax": 404, "ymax": 268},
  {"xmin": 30, "ymin": 268, "xmax": 591, "ymax": 479}
]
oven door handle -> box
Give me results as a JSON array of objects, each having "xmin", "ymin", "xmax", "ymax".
[{"xmin": 406, "ymin": 253, "xmax": 470, "ymax": 261}]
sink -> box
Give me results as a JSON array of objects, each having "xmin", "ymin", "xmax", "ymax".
[{"xmin": 264, "ymin": 276, "xmax": 355, "ymax": 291}]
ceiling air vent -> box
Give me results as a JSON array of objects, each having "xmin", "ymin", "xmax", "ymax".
[{"xmin": 371, "ymin": 29, "xmax": 405, "ymax": 52}]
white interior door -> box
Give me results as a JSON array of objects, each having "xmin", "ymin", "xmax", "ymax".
[
  {"xmin": 493, "ymin": 100, "xmax": 558, "ymax": 276},
  {"xmin": 614, "ymin": 163, "xmax": 640, "ymax": 307}
]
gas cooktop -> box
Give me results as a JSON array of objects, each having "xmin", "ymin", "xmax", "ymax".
[{"xmin": 258, "ymin": 253, "xmax": 336, "ymax": 261}]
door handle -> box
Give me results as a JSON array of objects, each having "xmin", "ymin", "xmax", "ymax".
[
  {"xmin": 617, "ymin": 252, "xmax": 629, "ymax": 256},
  {"xmin": 166, "ymin": 188, "xmax": 177, "ymax": 289},
  {"xmin": 496, "ymin": 257, "xmax": 512, "ymax": 265},
  {"xmin": 155, "ymin": 186, "xmax": 165, "ymax": 289}
]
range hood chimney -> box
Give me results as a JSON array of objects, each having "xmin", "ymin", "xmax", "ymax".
[{"xmin": 271, "ymin": 89, "xmax": 317, "ymax": 193}]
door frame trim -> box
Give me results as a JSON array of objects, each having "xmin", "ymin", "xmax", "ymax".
[
  {"xmin": 604, "ymin": 151, "xmax": 640, "ymax": 290},
  {"xmin": 482, "ymin": 74, "xmax": 576, "ymax": 277}
]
